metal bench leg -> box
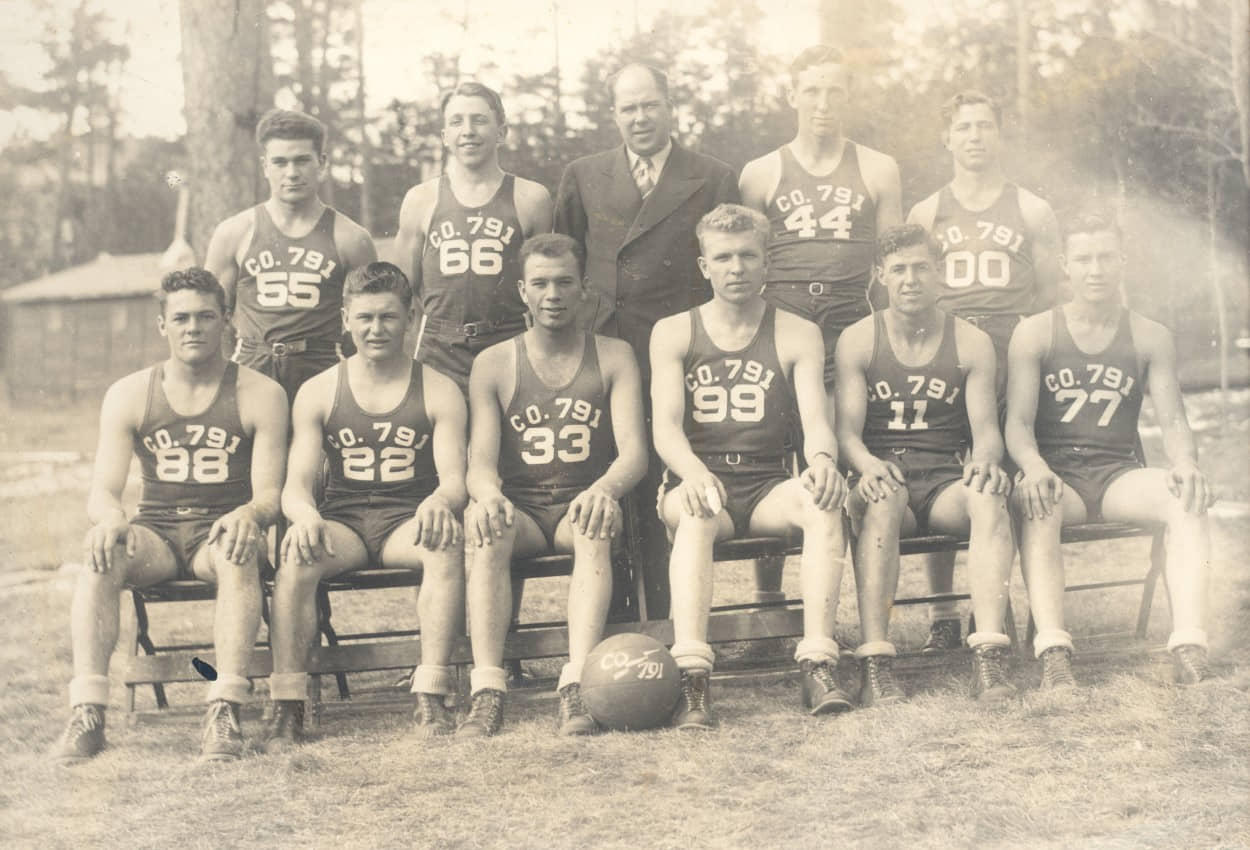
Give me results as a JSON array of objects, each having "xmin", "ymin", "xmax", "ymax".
[
  {"xmin": 1135, "ymin": 529, "xmax": 1166, "ymax": 640},
  {"xmin": 316, "ymin": 585, "xmax": 350, "ymax": 699}
]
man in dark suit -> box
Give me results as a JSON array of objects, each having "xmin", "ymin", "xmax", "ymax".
[{"xmin": 555, "ymin": 62, "xmax": 738, "ymax": 618}]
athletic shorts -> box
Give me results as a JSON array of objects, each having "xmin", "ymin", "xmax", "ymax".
[
  {"xmin": 131, "ymin": 507, "xmax": 228, "ymax": 580},
  {"xmin": 763, "ymin": 282, "xmax": 871, "ymax": 385},
  {"xmin": 850, "ymin": 447, "xmax": 965, "ymax": 532},
  {"xmin": 505, "ymin": 486, "xmax": 577, "ymax": 551},
  {"xmin": 320, "ymin": 493, "xmax": 428, "ymax": 566},
  {"xmin": 659, "ymin": 460, "xmax": 792, "ymax": 536},
  {"xmin": 233, "ymin": 339, "xmax": 341, "ymax": 404},
  {"xmin": 415, "ymin": 329, "xmax": 521, "ymax": 395},
  {"xmin": 1041, "ymin": 446, "xmax": 1142, "ymax": 522}
]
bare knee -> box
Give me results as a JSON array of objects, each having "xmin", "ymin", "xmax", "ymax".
[{"xmin": 968, "ymin": 489, "xmax": 1010, "ymax": 532}]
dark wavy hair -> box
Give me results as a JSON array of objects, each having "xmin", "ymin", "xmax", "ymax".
[
  {"xmin": 343, "ymin": 261, "xmax": 413, "ymax": 307},
  {"xmin": 156, "ymin": 267, "xmax": 227, "ymax": 314}
]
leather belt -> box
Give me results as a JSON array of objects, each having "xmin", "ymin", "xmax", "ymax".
[
  {"xmin": 768, "ymin": 281, "xmax": 837, "ymax": 296},
  {"xmin": 698, "ymin": 452, "xmax": 788, "ymax": 469},
  {"xmin": 237, "ymin": 337, "xmax": 339, "ymax": 356},
  {"xmin": 422, "ymin": 316, "xmax": 527, "ymax": 338}
]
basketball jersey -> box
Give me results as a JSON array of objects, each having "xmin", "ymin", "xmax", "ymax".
[
  {"xmin": 1036, "ymin": 308, "xmax": 1143, "ymax": 456},
  {"xmin": 932, "ymin": 183, "xmax": 1037, "ymax": 316},
  {"xmin": 498, "ymin": 334, "xmax": 615, "ymax": 493},
  {"xmin": 682, "ymin": 305, "xmax": 794, "ymax": 457},
  {"xmin": 135, "ymin": 362, "xmax": 253, "ymax": 512},
  {"xmin": 235, "ymin": 206, "xmax": 346, "ymax": 344},
  {"xmin": 322, "ymin": 363, "xmax": 438, "ymax": 502},
  {"xmin": 420, "ymin": 173, "xmax": 526, "ymax": 328},
  {"xmin": 765, "ymin": 143, "xmax": 878, "ymax": 289},
  {"xmin": 863, "ymin": 312, "xmax": 970, "ymax": 454}
]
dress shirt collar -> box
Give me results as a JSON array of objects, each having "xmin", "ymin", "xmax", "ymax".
[{"xmin": 626, "ymin": 138, "xmax": 673, "ymax": 181}]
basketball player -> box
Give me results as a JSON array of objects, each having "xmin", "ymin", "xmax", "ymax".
[
  {"xmin": 460, "ymin": 234, "xmax": 647, "ymax": 737},
  {"xmin": 907, "ymin": 90, "xmax": 1062, "ymax": 651},
  {"xmin": 1006, "ymin": 210, "xmax": 1215, "ymax": 688},
  {"xmin": 392, "ymin": 81, "xmax": 553, "ymax": 392},
  {"xmin": 205, "ymin": 109, "xmax": 377, "ymax": 403},
  {"xmin": 265, "ymin": 262, "xmax": 467, "ymax": 749},
  {"xmin": 651, "ymin": 205, "xmax": 850, "ymax": 729},
  {"xmin": 738, "ymin": 44, "xmax": 902, "ymax": 603},
  {"xmin": 52, "ymin": 268, "xmax": 288, "ymax": 764},
  {"xmin": 835, "ymin": 224, "xmax": 1015, "ymax": 705}
]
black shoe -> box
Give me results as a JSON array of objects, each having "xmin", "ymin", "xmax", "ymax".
[
  {"xmin": 51, "ymin": 704, "xmax": 106, "ymax": 765},
  {"xmin": 557, "ymin": 683, "xmax": 599, "ymax": 736},
  {"xmin": 200, "ymin": 699, "xmax": 245, "ymax": 762},
  {"xmin": 799, "ymin": 659, "xmax": 854, "ymax": 715},
  {"xmin": 456, "ymin": 689, "xmax": 504, "ymax": 738},
  {"xmin": 971, "ymin": 644, "xmax": 1016, "ymax": 703},
  {"xmin": 263, "ymin": 699, "xmax": 304, "ymax": 754},
  {"xmin": 921, "ymin": 619, "xmax": 962, "ymax": 653},
  {"xmin": 1171, "ymin": 644, "xmax": 1210, "ymax": 685},
  {"xmin": 414, "ymin": 692, "xmax": 455, "ymax": 738},
  {"xmin": 859, "ymin": 655, "xmax": 906, "ymax": 707},
  {"xmin": 673, "ymin": 671, "xmax": 717, "ymax": 731},
  {"xmin": 1039, "ymin": 646, "xmax": 1078, "ymax": 690}
]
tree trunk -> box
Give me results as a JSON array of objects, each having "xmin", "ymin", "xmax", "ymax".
[
  {"xmin": 1231, "ymin": 0, "xmax": 1249, "ymax": 190},
  {"xmin": 1016, "ymin": 0, "xmax": 1030, "ymax": 143},
  {"xmin": 179, "ymin": 0, "xmax": 269, "ymax": 260},
  {"xmin": 354, "ymin": 0, "xmax": 372, "ymax": 232},
  {"xmin": 1207, "ymin": 153, "xmax": 1229, "ymax": 429}
]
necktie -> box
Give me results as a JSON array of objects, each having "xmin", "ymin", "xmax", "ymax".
[{"xmin": 634, "ymin": 156, "xmax": 655, "ymax": 198}]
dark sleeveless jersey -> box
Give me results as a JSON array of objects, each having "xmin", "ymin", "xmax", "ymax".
[
  {"xmin": 1036, "ymin": 308, "xmax": 1143, "ymax": 456},
  {"xmin": 420, "ymin": 173, "xmax": 526, "ymax": 328},
  {"xmin": 765, "ymin": 142, "xmax": 878, "ymax": 289},
  {"xmin": 322, "ymin": 362, "xmax": 438, "ymax": 502},
  {"xmin": 234, "ymin": 206, "xmax": 347, "ymax": 345},
  {"xmin": 135, "ymin": 361, "xmax": 253, "ymax": 512},
  {"xmin": 682, "ymin": 305, "xmax": 794, "ymax": 457},
  {"xmin": 863, "ymin": 312, "xmax": 970, "ymax": 454},
  {"xmin": 498, "ymin": 334, "xmax": 615, "ymax": 493},
  {"xmin": 932, "ymin": 183, "xmax": 1038, "ymax": 316}
]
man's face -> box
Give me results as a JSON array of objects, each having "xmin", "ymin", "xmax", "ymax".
[
  {"xmin": 159, "ymin": 290, "xmax": 226, "ymax": 365},
  {"xmin": 698, "ymin": 229, "xmax": 768, "ymax": 303},
  {"xmin": 788, "ymin": 62, "xmax": 850, "ymax": 139},
  {"xmin": 945, "ymin": 103, "xmax": 1001, "ymax": 172},
  {"xmin": 441, "ymin": 94, "xmax": 504, "ymax": 169},
  {"xmin": 260, "ymin": 138, "xmax": 325, "ymax": 205},
  {"xmin": 1063, "ymin": 230, "xmax": 1124, "ymax": 304},
  {"xmin": 342, "ymin": 292, "xmax": 413, "ymax": 361},
  {"xmin": 518, "ymin": 252, "xmax": 584, "ymax": 330},
  {"xmin": 878, "ymin": 242, "xmax": 940, "ymax": 315},
  {"xmin": 612, "ymin": 67, "xmax": 674, "ymax": 157}
]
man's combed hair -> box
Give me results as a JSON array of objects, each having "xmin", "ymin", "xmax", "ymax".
[
  {"xmin": 344, "ymin": 261, "xmax": 413, "ymax": 307},
  {"xmin": 940, "ymin": 89, "xmax": 1002, "ymax": 129},
  {"xmin": 255, "ymin": 108, "xmax": 327, "ymax": 155},
  {"xmin": 695, "ymin": 203, "xmax": 770, "ymax": 251},
  {"xmin": 1061, "ymin": 208, "xmax": 1122, "ymax": 247},
  {"xmin": 441, "ymin": 81, "xmax": 506, "ymax": 126},
  {"xmin": 875, "ymin": 223, "xmax": 941, "ymax": 266},
  {"xmin": 519, "ymin": 233, "xmax": 586, "ymax": 278},
  {"xmin": 606, "ymin": 63, "xmax": 670, "ymax": 108},
  {"xmin": 789, "ymin": 45, "xmax": 846, "ymax": 84},
  {"xmin": 156, "ymin": 267, "xmax": 227, "ymax": 314}
]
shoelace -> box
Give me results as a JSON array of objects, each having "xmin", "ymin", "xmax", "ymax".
[
  {"xmin": 560, "ymin": 686, "xmax": 587, "ymax": 719},
  {"xmin": 207, "ymin": 702, "xmax": 239, "ymax": 745},
  {"xmin": 69, "ymin": 706, "xmax": 102, "ymax": 736},
  {"xmin": 467, "ymin": 692, "xmax": 501, "ymax": 727},
  {"xmin": 417, "ymin": 694, "xmax": 446, "ymax": 724},
  {"xmin": 976, "ymin": 648, "xmax": 1007, "ymax": 684},
  {"xmin": 1041, "ymin": 649, "xmax": 1076, "ymax": 686},
  {"xmin": 867, "ymin": 658, "xmax": 898, "ymax": 693},
  {"xmin": 810, "ymin": 663, "xmax": 837, "ymax": 689},
  {"xmin": 1175, "ymin": 646, "xmax": 1209, "ymax": 676},
  {"xmin": 683, "ymin": 677, "xmax": 708, "ymax": 713}
]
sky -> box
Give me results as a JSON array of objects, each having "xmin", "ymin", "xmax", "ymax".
[{"xmin": 0, "ymin": 0, "xmax": 942, "ymax": 144}]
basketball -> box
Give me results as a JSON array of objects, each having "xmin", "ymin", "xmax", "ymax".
[{"xmin": 580, "ymin": 633, "xmax": 682, "ymax": 731}]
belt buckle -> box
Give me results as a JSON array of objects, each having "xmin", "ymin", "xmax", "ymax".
[
  {"xmin": 271, "ymin": 341, "xmax": 289, "ymax": 356},
  {"xmin": 890, "ymin": 447, "xmax": 908, "ymax": 456},
  {"xmin": 462, "ymin": 322, "xmax": 480, "ymax": 338},
  {"xmin": 725, "ymin": 453, "xmax": 742, "ymax": 466},
  {"xmin": 808, "ymin": 282, "xmax": 825, "ymax": 296},
  {"xmin": 175, "ymin": 506, "xmax": 194, "ymax": 515}
]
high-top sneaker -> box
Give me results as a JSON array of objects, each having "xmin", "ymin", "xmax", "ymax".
[
  {"xmin": 556, "ymin": 683, "xmax": 598, "ymax": 736},
  {"xmin": 413, "ymin": 692, "xmax": 455, "ymax": 738},
  {"xmin": 200, "ymin": 699, "xmax": 245, "ymax": 762},
  {"xmin": 263, "ymin": 699, "xmax": 304, "ymax": 754},
  {"xmin": 799, "ymin": 659, "xmax": 854, "ymax": 715},
  {"xmin": 673, "ymin": 670, "xmax": 717, "ymax": 731},
  {"xmin": 921, "ymin": 618, "xmax": 962, "ymax": 653},
  {"xmin": 971, "ymin": 644, "xmax": 1016, "ymax": 703},
  {"xmin": 1171, "ymin": 644, "xmax": 1210, "ymax": 686},
  {"xmin": 859, "ymin": 655, "xmax": 906, "ymax": 707},
  {"xmin": 1039, "ymin": 646, "xmax": 1078, "ymax": 690},
  {"xmin": 456, "ymin": 689, "xmax": 504, "ymax": 738},
  {"xmin": 51, "ymin": 704, "xmax": 106, "ymax": 764}
]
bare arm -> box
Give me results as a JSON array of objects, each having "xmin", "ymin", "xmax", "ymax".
[
  {"xmin": 392, "ymin": 184, "xmax": 430, "ymax": 301},
  {"xmin": 1021, "ymin": 190, "xmax": 1062, "ymax": 312},
  {"xmin": 958, "ymin": 322, "xmax": 1010, "ymax": 495},
  {"xmin": 1004, "ymin": 315, "xmax": 1064, "ymax": 518},
  {"xmin": 592, "ymin": 337, "xmax": 648, "ymax": 498},
  {"xmin": 336, "ymin": 217, "xmax": 378, "ymax": 272},
  {"xmin": 906, "ymin": 193, "xmax": 939, "ymax": 231},
  {"xmin": 424, "ymin": 368, "xmax": 469, "ymax": 511},
  {"xmin": 737, "ymin": 153, "xmax": 780, "ymax": 213},
  {"xmin": 516, "ymin": 178, "xmax": 554, "ymax": 238},
  {"xmin": 83, "ymin": 375, "xmax": 143, "ymax": 572},
  {"xmin": 281, "ymin": 379, "xmax": 329, "ymax": 527},
  {"xmin": 833, "ymin": 321, "xmax": 905, "ymax": 503},
  {"xmin": 1140, "ymin": 317, "xmax": 1212, "ymax": 513},
  {"xmin": 870, "ymin": 152, "xmax": 904, "ymax": 233},
  {"xmin": 785, "ymin": 315, "xmax": 845, "ymax": 510},
  {"xmin": 465, "ymin": 346, "xmax": 508, "ymax": 505},
  {"xmin": 204, "ymin": 215, "xmax": 245, "ymax": 313}
]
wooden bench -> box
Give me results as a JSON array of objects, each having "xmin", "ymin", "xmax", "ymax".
[{"xmin": 122, "ymin": 520, "xmax": 1164, "ymax": 721}]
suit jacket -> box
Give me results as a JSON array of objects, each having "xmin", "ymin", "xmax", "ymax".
[{"xmin": 554, "ymin": 141, "xmax": 739, "ymax": 375}]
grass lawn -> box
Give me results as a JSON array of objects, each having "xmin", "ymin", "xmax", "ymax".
[{"xmin": 1, "ymin": 391, "xmax": 1248, "ymax": 849}]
